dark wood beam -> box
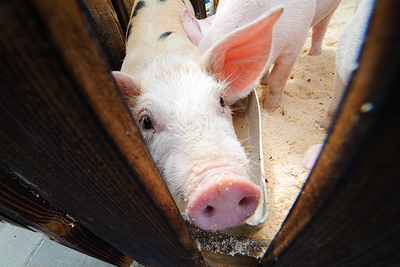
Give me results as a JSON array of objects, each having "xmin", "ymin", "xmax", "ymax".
[
  {"xmin": 0, "ymin": 167, "xmax": 132, "ymax": 267},
  {"xmin": 80, "ymin": 0, "xmax": 127, "ymax": 71},
  {"xmin": 190, "ymin": 0, "xmax": 206, "ymax": 19},
  {"xmin": 0, "ymin": 0, "xmax": 205, "ymax": 266}
]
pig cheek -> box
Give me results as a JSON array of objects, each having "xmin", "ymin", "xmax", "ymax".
[
  {"xmin": 139, "ymin": 130, "xmax": 154, "ymax": 144},
  {"xmin": 146, "ymin": 132, "xmax": 189, "ymax": 201},
  {"xmin": 217, "ymin": 102, "xmax": 233, "ymax": 122},
  {"xmin": 164, "ymin": 152, "xmax": 194, "ymax": 202},
  {"xmin": 218, "ymin": 109, "xmax": 235, "ymax": 134},
  {"xmin": 223, "ymin": 107, "xmax": 233, "ymax": 122}
]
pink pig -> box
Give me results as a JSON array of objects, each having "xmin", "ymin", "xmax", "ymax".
[
  {"xmin": 113, "ymin": 0, "xmax": 283, "ymax": 230},
  {"xmin": 185, "ymin": 0, "xmax": 342, "ymax": 111},
  {"xmin": 304, "ymin": 0, "xmax": 374, "ymax": 169},
  {"xmin": 320, "ymin": 0, "xmax": 374, "ymax": 130}
]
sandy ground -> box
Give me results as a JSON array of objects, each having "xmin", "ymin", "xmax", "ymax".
[{"xmin": 255, "ymin": 0, "xmax": 357, "ymax": 240}]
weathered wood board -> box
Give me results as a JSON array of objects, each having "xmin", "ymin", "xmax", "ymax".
[
  {"xmin": 190, "ymin": 0, "xmax": 207, "ymax": 19},
  {"xmin": 0, "ymin": 0, "xmax": 205, "ymax": 266},
  {"xmin": 81, "ymin": 0, "xmax": 127, "ymax": 70}
]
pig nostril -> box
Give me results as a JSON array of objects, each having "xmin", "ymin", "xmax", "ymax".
[
  {"xmin": 203, "ymin": 206, "xmax": 215, "ymax": 216},
  {"xmin": 238, "ymin": 196, "xmax": 252, "ymax": 207}
]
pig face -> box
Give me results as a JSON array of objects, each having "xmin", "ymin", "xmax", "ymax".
[
  {"xmin": 133, "ymin": 68, "xmax": 248, "ymax": 200},
  {"xmin": 139, "ymin": 71, "xmax": 248, "ymax": 200},
  {"xmin": 114, "ymin": 7, "xmax": 283, "ymax": 230},
  {"xmin": 115, "ymin": 63, "xmax": 259, "ymax": 230}
]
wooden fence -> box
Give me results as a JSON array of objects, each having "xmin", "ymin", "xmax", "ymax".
[{"xmin": 0, "ymin": 0, "xmax": 399, "ymax": 266}]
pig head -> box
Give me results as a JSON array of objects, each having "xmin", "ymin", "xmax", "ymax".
[
  {"xmin": 184, "ymin": 0, "xmax": 342, "ymax": 111},
  {"xmin": 113, "ymin": 0, "xmax": 283, "ymax": 230}
]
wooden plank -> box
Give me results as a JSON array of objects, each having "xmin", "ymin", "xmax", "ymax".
[
  {"xmin": 110, "ymin": 0, "xmax": 135, "ymax": 35},
  {"xmin": 213, "ymin": 0, "xmax": 219, "ymax": 13},
  {"xmin": 0, "ymin": 167, "xmax": 131, "ymax": 267},
  {"xmin": 0, "ymin": 0, "xmax": 205, "ymax": 266},
  {"xmin": 80, "ymin": 0, "xmax": 126, "ymax": 70},
  {"xmin": 0, "ymin": 211, "xmax": 32, "ymax": 231},
  {"xmin": 260, "ymin": 0, "xmax": 400, "ymax": 266},
  {"xmin": 190, "ymin": 0, "xmax": 206, "ymax": 19}
]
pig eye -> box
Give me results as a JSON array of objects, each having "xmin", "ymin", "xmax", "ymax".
[
  {"xmin": 139, "ymin": 116, "xmax": 153, "ymax": 130},
  {"xmin": 219, "ymin": 96, "xmax": 225, "ymax": 107}
]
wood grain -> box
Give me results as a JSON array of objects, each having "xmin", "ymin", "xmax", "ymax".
[
  {"xmin": 0, "ymin": 167, "xmax": 132, "ymax": 267},
  {"xmin": 190, "ymin": 0, "xmax": 206, "ymax": 19},
  {"xmin": 260, "ymin": 0, "xmax": 400, "ymax": 266},
  {"xmin": 80, "ymin": 0, "xmax": 127, "ymax": 70},
  {"xmin": 110, "ymin": 0, "xmax": 135, "ymax": 35},
  {"xmin": 0, "ymin": 0, "xmax": 204, "ymax": 266},
  {"xmin": 213, "ymin": 0, "xmax": 219, "ymax": 13}
]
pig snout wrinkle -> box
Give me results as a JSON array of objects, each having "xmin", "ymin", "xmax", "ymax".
[{"xmin": 187, "ymin": 173, "xmax": 261, "ymax": 230}]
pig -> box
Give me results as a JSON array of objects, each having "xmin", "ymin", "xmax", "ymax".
[
  {"xmin": 320, "ymin": 0, "xmax": 374, "ymax": 130},
  {"xmin": 112, "ymin": 0, "xmax": 283, "ymax": 230},
  {"xmin": 304, "ymin": 0, "xmax": 374, "ymax": 169},
  {"xmin": 185, "ymin": 0, "xmax": 342, "ymax": 111}
]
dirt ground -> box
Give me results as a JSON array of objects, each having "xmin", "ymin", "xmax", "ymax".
[{"xmin": 256, "ymin": 0, "xmax": 357, "ymax": 240}]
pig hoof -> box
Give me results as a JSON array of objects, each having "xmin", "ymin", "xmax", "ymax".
[
  {"xmin": 320, "ymin": 112, "xmax": 333, "ymax": 130},
  {"xmin": 187, "ymin": 174, "xmax": 261, "ymax": 230},
  {"xmin": 309, "ymin": 49, "xmax": 322, "ymax": 56},
  {"xmin": 303, "ymin": 144, "xmax": 323, "ymax": 170},
  {"xmin": 309, "ymin": 45, "xmax": 322, "ymax": 56},
  {"xmin": 262, "ymin": 96, "xmax": 281, "ymax": 112}
]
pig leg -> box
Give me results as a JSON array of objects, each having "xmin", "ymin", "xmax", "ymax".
[
  {"xmin": 320, "ymin": 71, "xmax": 345, "ymax": 130},
  {"xmin": 309, "ymin": 1, "xmax": 341, "ymax": 56},
  {"xmin": 303, "ymin": 144, "xmax": 323, "ymax": 169},
  {"xmin": 259, "ymin": 68, "xmax": 269, "ymax": 86},
  {"xmin": 261, "ymin": 51, "xmax": 299, "ymax": 111}
]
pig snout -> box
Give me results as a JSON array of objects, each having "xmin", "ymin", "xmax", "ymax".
[{"xmin": 187, "ymin": 169, "xmax": 260, "ymax": 230}]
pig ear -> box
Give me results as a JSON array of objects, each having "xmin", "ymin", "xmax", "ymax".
[
  {"xmin": 112, "ymin": 71, "xmax": 140, "ymax": 100},
  {"xmin": 182, "ymin": 8, "xmax": 204, "ymax": 46},
  {"xmin": 201, "ymin": 8, "xmax": 283, "ymax": 95}
]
